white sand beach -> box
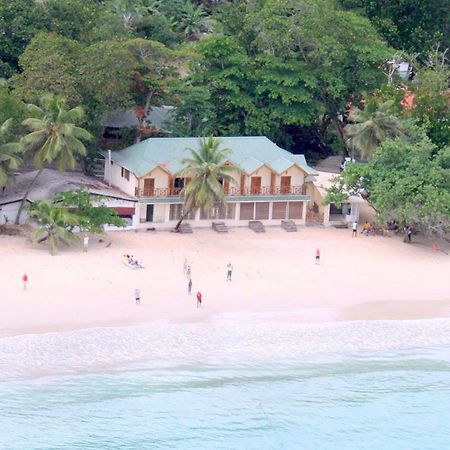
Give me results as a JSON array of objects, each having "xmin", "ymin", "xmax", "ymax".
[{"xmin": 0, "ymin": 227, "xmax": 449, "ymax": 337}]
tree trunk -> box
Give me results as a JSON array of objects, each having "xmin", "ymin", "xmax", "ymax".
[
  {"xmin": 15, "ymin": 167, "xmax": 44, "ymax": 225},
  {"xmin": 331, "ymin": 115, "xmax": 349, "ymax": 156},
  {"xmin": 174, "ymin": 209, "xmax": 190, "ymax": 232}
]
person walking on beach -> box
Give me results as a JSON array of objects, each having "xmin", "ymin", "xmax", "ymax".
[
  {"xmin": 315, "ymin": 248, "xmax": 320, "ymax": 265},
  {"xmin": 196, "ymin": 291, "xmax": 202, "ymax": 308},
  {"xmin": 352, "ymin": 221, "xmax": 358, "ymax": 238},
  {"xmin": 188, "ymin": 279, "xmax": 192, "ymax": 295},
  {"xmin": 83, "ymin": 234, "xmax": 89, "ymax": 252},
  {"xmin": 22, "ymin": 273, "xmax": 28, "ymax": 290},
  {"xmin": 186, "ymin": 265, "xmax": 191, "ymax": 278},
  {"xmin": 134, "ymin": 288, "xmax": 141, "ymax": 305},
  {"xmin": 226, "ymin": 263, "xmax": 233, "ymax": 281}
]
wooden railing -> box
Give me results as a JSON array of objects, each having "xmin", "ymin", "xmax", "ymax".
[{"xmin": 135, "ymin": 185, "xmax": 306, "ymax": 197}]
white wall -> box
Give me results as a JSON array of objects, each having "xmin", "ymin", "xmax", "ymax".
[
  {"xmin": 139, "ymin": 167, "xmax": 170, "ymax": 190},
  {"xmin": 109, "ymin": 163, "xmax": 138, "ymax": 197},
  {"xmin": 283, "ymin": 166, "xmax": 304, "ymax": 187},
  {"xmin": 0, "ymin": 201, "xmax": 28, "ymax": 225}
]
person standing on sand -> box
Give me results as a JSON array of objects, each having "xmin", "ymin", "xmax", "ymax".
[
  {"xmin": 196, "ymin": 291, "xmax": 202, "ymax": 308},
  {"xmin": 352, "ymin": 221, "xmax": 358, "ymax": 238},
  {"xmin": 226, "ymin": 263, "xmax": 233, "ymax": 281},
  {"xmin": 22, "ymin": 273, "xmax": 28, "ymax": 290},
  {"xmin": 315, "ymin": 248, "xmax": 320, "ymax": 265},
  {"xmin": 188, "ymin": 279, "xmax": 192, "ymax": 295},
  {"xmin": 135, "ymin": 288, "xmax": 140, "ymax": 305},
  {"xmin": 83, "ymin": 234, "xmax": 89, "ymax": 252},
  {"xmin": 186, "ymin": 265, "xmax": 191, "ymax": 278}
]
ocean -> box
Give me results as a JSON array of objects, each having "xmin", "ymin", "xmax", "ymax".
[{"xmin": 1, "ymin": 318, "xmax": 450, "ymax": 450}]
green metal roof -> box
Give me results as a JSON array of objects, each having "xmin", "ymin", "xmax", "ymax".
[{"xmin": 104, "ymin": 136, "xmax": 317, "ymax": 178}]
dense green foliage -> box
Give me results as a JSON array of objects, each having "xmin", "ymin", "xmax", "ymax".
[
  {"xmin": 0, "ymin": 119, "xmax": 23, "ymax": 186},
  {"xmin": 54, "ymin": 189, "xmax": 125, "ymax": 234},
  {"xmin": 0, "ymin": 0, "xmax": 448, "ymax": 235},
  {"xmin": 326, "ymin": 138, "xmax": 450, "ymax": 236},
  {"xmin": 340, "ymin": 0, "xmax": 450, "ymax": 55}
]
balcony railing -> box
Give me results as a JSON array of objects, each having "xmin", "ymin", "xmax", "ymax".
[{"xmin": 136, "ymin": 185, "xmax": 307, "ymax": 197}]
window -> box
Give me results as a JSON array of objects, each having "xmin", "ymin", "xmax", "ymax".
[
  {"xmin": 240, "ymin": 202, "xmax": 255, "ymax": 220},
  {"xmin": 121, "ymin": 167, "xmax": 130, "ymax": 181},
  {"xmin": 288, "ymin": 201, "xmax": 303, "ymax": 219},
  {"xmin": 272, "ymin": 202, "xmax": 287, "ymax": 219},
  {"xmin": 255, "ymin": 202, "xmax": 270, "ymax": 220}
]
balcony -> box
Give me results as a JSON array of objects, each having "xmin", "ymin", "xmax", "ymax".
[{"xmin": 135, "ymin": 185, "xmax": 307, "ymax": 197}]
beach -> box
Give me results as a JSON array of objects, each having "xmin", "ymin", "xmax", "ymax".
[{"xmin": 1, "ymin": 226, "xmax": 449, "ymax": 337}]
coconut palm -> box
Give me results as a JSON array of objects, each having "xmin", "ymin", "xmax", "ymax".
[
  {"xmin": 177, "ymin": 1, "xmax": 212, "ymax": 39},
  {"xmin": 0, "ymin": 119, "xmax": 23, "ymax": 187},
  {"xmin": 15, "ymin": 94, "xmax": 92, "ymax": 224},
  {"xmin": 345, "ymin": 98, "xmax": 405, "ymax": 159},
  {"xmin": 174, "ymin": 137, "xmax": 240, "ymax": 231},
  {"xmin": 28, "ymin": 200, "xmax": 80, "ymax": 255}
]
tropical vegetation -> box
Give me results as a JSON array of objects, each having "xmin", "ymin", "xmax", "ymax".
[
  {"xmin": 0, "ymin": 0, "xmax": 447, "ymax": 236},
  {"xmin": 15, "ymin": 94, "xmax": 92, "ymax": 223},
  {"xmin": 174, "ymin": 137, "xmax": 240, "ymax": 231}
]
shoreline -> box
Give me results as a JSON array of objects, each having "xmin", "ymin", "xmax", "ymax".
[
  {"xmin": 1, "ymin": 226, "xmax": 449, "ymax": 338},
  {"xmin": 1, "ymin": 299, "xmax": 450, "ymax": 339}
]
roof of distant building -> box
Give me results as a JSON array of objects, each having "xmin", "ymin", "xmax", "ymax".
[
  {"xmin": 0, "ymin": 169, "xmax": 136, "ymax": 205},
  {"xmin": 100, "ymin": 106, "xmax": 175, "ymax": 131},
  {"xmin": 102, "ymin": 136, "xmax": 317, "ymax": 178}
]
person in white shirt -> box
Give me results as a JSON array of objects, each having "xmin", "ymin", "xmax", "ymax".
[
  {"xmin": 226, "ymin": 263, "xmax": 233, "ymax": 281},
  {"xmin": 352, "ymin": 221, "xmax": 358, "ymax": 238},
  {"xmin": 83, "ymin": 234, "xmax": 89, "ymax": 252}
]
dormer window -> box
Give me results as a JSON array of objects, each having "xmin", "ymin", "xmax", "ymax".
[{"xmin": 121, "ymin": 167, "xmax": 130, "ymax": 181}]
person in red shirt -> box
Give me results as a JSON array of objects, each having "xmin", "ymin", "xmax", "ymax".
[
  {"xmin": 22, "ymin": 273, "xmax": 28, "ymax": 290},
  {"xmin": 196, "ymin": 291, "xmax": 202, "ymax": 308},
  {"xmin": 315, "ymin": 249, "xmax": 320, "ymax": 265}
]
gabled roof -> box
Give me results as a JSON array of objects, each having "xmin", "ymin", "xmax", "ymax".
[
  {"xmin": 100, "ymin": 106, "xmax": 175, "ymax": 131},
  {"xmin": 103, "ymin": 136, "xmax": 317, "ymax": 178},
  {"xmin": 240, "ymin": 156, "xmax": 264, "ymax": 175}
]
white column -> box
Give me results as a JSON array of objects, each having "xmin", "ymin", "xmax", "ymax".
[
  {"xmin": 268, "ymin": 202, "xmax": 274, "ymax": 220},
  {"xmin": 164, "ymin": 203, "xmax": 171, "ymax": 223},
  {"xmin": 324, "ymin": 204, "xmax": 330, "ymax": 226},
  {"xmin": 235, "ymin": 203, "xmax": 241, "ymax": 221},
  {"xmin": 302, "ymin": 201, "xmax": 307, "ymax": 225},
  {"xmin": 195, "ymin": 209, "xmax": 201, "ymax": 222}
]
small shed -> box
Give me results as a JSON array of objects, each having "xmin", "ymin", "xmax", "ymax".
[{"xmin": 306, "ymin": 170, "xmax": 366, "ymax": 226}]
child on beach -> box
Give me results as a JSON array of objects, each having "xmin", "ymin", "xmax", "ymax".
[
  {"xmin": 315, "ymin": 249, "xmax": 320, "ymax": 265},
  {"xmin": 186, "ymin": 265, "xmax": 191, "ymax": 278},
  {"xmin": 196, "ymin": 291, "xmax": 202, "ymax": 308}
]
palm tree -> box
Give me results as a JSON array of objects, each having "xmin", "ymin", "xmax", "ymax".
[
  {"xmin": 15, "ymin": 94, "xmax": 92, "ymax": 224},
  {"xmin": 345, "ymin": 98, "xmax": 405, "ymax": 159},
  {"xmin": 177, "ymin": 1, "xmax": 212, "ymax": 39},
  {"xmin": 0, "ymin": 119, "xmax": 23, "ymax": 187},
  {"xmin": 174, "ymin": 137, "xmax": 240, "ymax": 231},
  {"xmin": 28, "ymin": 200, "xmax": 80, "ymax": 255}
]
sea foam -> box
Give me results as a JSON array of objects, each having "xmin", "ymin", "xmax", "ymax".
[{"xmin": 1, "ymin": 318, "xmax": 450, "ymax": 380}]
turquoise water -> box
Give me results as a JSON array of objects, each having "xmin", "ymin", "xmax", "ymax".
[{"xmin": 1, "ymin": 319, "xmax": 450, "ymax": 449}]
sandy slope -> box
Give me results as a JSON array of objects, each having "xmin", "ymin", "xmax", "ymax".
[{"xmin": 0, "ymin": 227, "xmax": 449, "ymax": 336}]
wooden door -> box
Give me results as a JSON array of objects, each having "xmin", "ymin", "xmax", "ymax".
[
  {"xmin": 146, "ymin": 204, "xmax": 154, "ymax": 222},
  {"xmin": 223, "ymin": 179, "xmax": 230, "ymax": 194},
  {"xmin": 250, "ymin": 176, "xmax": 262, "ymax": 194},
  {"xmin": 143, "ymin": 178, "xmax": 154, "ymax": 196},
  {"xmin": 280, "ymin": 176, "xmax": 291, "ymax": 194}
]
